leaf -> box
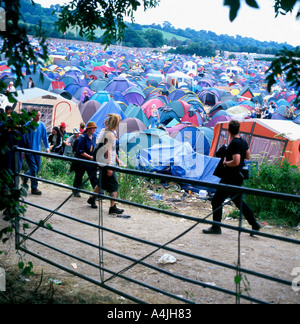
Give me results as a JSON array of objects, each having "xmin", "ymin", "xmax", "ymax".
[
  {"xmin": 235, "ymin": 275, "xmax": 242, "ymax": 284},
  {"xmin": 245, "ymin": 0, "xmax": 259, "ymax": 9},
  {"xmin": 18, "ymin": 261, "xmax": 25, "ymax": 270},
  {"xmin": 224, "ymin": 0, "xmax": 241, "ymax": 21}
]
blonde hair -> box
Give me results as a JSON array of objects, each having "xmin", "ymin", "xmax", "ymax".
[{"xmin": 104, "ymin": 114, "xmax": 121, "ymax": 131}]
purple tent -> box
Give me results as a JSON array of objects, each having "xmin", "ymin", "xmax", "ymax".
[
  {"xmin": 105, "ymin": 75, "xmax": 137, "ymax": 94},
  {"xmin": 198, "ymin": 89, "xmax": 220, "ymax": 106},
  {"xmin": 78, "ymin": 87, "xmax": 94, "ymax": 102},
  {"xmin": 117, "ymin": 117, "xmax": 147, "ymax": 138},
  {"xmin": 166, "ymin": 123, "xmax": 187, "ymax": 138},
  {"xmin": 168, "ymin": 89, "xmax": 187, "ymax": 101},
  {"xmin": 123, "ymin": 86, "xmax": 146, "ymax": 106},
  {"xmin": 79, "ymin": 100, "xmax": 101, "ymax": 124},
  {"xmin": 198, "ymin": 78, "xmax": 215, "ymax": 88},
  {"xmin": 205, "ymin": 115, "xmax": 232, "ymax": 128},
  {"xmin": 271, "ymin": 113, "xmax": 286, "ymax": 120}
]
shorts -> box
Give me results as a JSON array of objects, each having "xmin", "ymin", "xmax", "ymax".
[{"xmin": 101, "ymin": 170, "xmax": 119, "ymax": 193}]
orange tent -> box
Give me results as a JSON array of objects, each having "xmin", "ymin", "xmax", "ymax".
[{"xmin": 209, "ymin": 119, "xmax": 300, "ymax": 169}]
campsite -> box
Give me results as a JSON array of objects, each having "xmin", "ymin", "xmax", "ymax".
[
  {"xmin": 0, "ymin": 37, "xmax": 300, "ymax": 304},
  {"xmin": 2, "ymin": 40, "xmax": 299, "ymax": 181}
]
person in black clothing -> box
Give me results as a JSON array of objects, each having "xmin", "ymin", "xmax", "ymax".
[
  {"xmin": 71, "ymin": 121, "xmax": 98, "ymax": 198},
  {"xmin": 203, "ymin": 120, "xmax": 261, "ymax": 235},
  {"xmin": 48, "ymin": 127, "xmax": 64, "ymax": 155}
]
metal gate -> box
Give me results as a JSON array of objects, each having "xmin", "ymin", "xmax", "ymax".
[{"xmin": 13, "ymin": 148, "xmax": 300, "ymax": 304}]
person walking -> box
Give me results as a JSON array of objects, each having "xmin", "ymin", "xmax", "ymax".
[
  {"xmin": 66, "ymin": 128, "xmax": 82, "ymax": 155},
  {"xmin": 151, "ymin": 104, "xmax": 160, "ymax": 128},
  {"xmin": 203, "ymin": 120, "xmax": 261, "ymax": 235},
  {"xmin": 24, "ymin": 109, "xmax": 50, "ymax": 195},
  {"xmin": 88, "ymin": 114, "xmax": 124, "ymax": 215},
  {"xmin": 72, "ymin": 121, "xmax": 98, "ymax": 198}
]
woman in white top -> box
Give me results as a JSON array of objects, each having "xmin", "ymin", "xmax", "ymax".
[
  {"xmin": 88, "ymin": 114, "xmax": 124, "ymax": 215},
  {"xmin": 151, "ymin": 104, "xmax": 160, "ymax": 128}
]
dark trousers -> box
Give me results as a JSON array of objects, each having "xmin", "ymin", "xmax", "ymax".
[
  {"xmin": 212, "ymin": 177, "xmax": 257, "ymax": 226},
  {"xmin": 73, "ymin": 165, "xmax": 98, "ymax": 191},
  {"xmin": 25, "ymin": 153, "xmax": 41, "ymax": 189}
]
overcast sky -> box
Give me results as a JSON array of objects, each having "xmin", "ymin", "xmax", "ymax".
[{"xmin": 34, "ymin": 0, "xmax": 300, "ymax": 46}]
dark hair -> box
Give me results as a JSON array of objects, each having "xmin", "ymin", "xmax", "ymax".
[
  {"xmin": 228, "ymin": 120, "xmax": 240, "ymax": 135},
  {"xmin": 5, "ymin": 106, "xmax": 12, "ymax": 113}
]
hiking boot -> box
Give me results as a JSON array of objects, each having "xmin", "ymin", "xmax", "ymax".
[
  {"xmin": 250, "ymin": 221, "xmax": 262, "ymax": 236},
  {"xmin": 31, "ymin": 188, "xmax": 42, "ymax": 195},
  {"xmin": 21, "ymin": 175, "xmax": 28, "ymax": 187},
  {"xmin": 202, "ymin": 226, "xmax": 222, "ymax": 235},
  {"xmin": 73, "ymin": 192, "xmax": 81, "ymax": 198},
  {"xmin": 87, "ymin": 197, "xmax": 98, "ymax": 209},
  {"xmin": 109, "ymin": 204, "xmax": 124, "ymax": 215}
]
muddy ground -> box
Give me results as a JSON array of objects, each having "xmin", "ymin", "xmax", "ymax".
[{"xmin": 0, "ymin": 182, "xmax": 299, "ymax": 304}]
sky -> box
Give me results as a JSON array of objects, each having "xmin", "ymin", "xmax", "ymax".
[{"xmin": 34, "ymin": 0, "xmax": 300, "ymax": 47}]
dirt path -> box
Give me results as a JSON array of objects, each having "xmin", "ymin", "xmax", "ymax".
[{"xmin": 1, "ymin": 182, "xmax": 300, "ymax": 304}]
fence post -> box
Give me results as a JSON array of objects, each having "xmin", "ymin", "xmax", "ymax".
[
  {"xmin": 236, "ymin": 193, "xmax": 243, "ymax": 304},
  {"xmin": 13, "ymin": 146, "xmax": 20, "ymax": 250}
]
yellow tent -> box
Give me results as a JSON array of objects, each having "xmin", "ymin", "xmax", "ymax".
[{"xmin": 14, "ymin": 88, "xmax": 83, "ymax": 133}]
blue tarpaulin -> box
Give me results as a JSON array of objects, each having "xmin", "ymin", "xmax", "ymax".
[{"xmin": 136, "ymin": 140, "xmax": 221, "ymax": 191}]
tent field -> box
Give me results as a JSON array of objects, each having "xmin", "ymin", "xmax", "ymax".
[{"xmin": 2, "ymin": 40, "xmax": 299, "ymax": 189}]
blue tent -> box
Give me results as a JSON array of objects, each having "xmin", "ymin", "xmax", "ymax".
[
  {"xmin": 159, "ymin": 108, "xmax": 181, "ymax": 126},
  {"xmin": 64, "ymin": 83, "xmax": 81, "ymax": 96},
  {"xmin": 125, "ymin": 104, "xmax": 150, "ymax": 127},
  {"xmin": 89, "ymin": 99, "xmax": 126, "ymax": 137},
  {"xmin": 137, "ymin": 140, "xmax": 221, "ymax": 190},
  {"xmin": 172, "ymin": 124, "xmax": 213, "ymax": 155},
  {"xmin": 90, "ymin": 91, "xmax": 111, "ymax": 105},
  {"xmin": 293, "ymin": 115, "xmax": 300, "ymax": 125}
]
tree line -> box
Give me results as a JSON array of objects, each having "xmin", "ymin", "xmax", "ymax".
[{"xmin": 19, "ymin": 0, "xmax": 296, "ymax": 57}]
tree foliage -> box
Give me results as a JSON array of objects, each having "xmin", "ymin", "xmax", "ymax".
[
  {"xmin": 224, "ymin": 0, "xmax": 300, "ymax": 21},
  {"xmin": 56, "ymin": 0, "xmax": 160, "ymax": 45},
  {"xmin": 266, "ymin": 46, "xmax": 300, "ymax": 103}
]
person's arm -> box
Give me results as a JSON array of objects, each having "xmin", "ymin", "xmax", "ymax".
[
  {"xmin": 80, "ymin": 152, "xmax": 93, "ymax": 160},
  {"xmin": 105, "ymin": 132, "xmax": 114, "ymax": 176},
  {"xmin": 224, "ymin": 154, "xmax": 241, "ymax": 167},
  {"xmin": 42, "ymin": 124, "xmax": 50, "ymax": 153}
]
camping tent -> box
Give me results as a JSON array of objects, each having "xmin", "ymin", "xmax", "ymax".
[
  {"xmin": 14, "ymin": 88, "xmax": 83, "ymax": 133},
  {"xmin": 117, "ymin": 117, "xmax": 147, "ymax": 139},
  {"xmin": 137, "ymin": 140, "xmax": 221, "ymax": 187},
  {"xmin": 79, "ymin": 100, "xmax": 101, "ymax": 124},
  {"xmin": 210, "ymin": 119, "xmax": 300, "ymax": 169},
  {"xmin": 123, "ymin": 86, "xmax": 146, "ymax": 106},
  {"xmin": 167, "ymin": 123, "xmax": 213, "ymax": 155},
  {"xmin": 88, "ymin": 99, "xmax": 126, "ymax": 137},
  {"xmin": 124, "ymin": 104, "xmax": 150, "ymax": 127},
  {"xmin": 197, "ymin": 88, "xmax": 220, "ymax": 106}
]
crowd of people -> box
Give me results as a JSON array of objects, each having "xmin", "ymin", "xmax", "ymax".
[
  {"xmin": 1, "ymin": 107, "xmax": 125, "ymax": 216},
  {"xmin": 1, "ymin": 104, "xmax": 263, "ymax": 235},
  {"xmin": 247, "ymin": 100, "xmax": 297, "ymax": 120}
]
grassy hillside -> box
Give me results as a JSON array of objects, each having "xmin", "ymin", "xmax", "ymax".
[{"xmin": 141, "ymin": 28, "xmax": 189, "ymax": 42}]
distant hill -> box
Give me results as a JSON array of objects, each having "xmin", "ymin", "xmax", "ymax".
[{"xmin": 19, "ymin": 0, "xmax": 295, "ymax": 55}]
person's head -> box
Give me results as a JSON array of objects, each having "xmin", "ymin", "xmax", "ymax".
[
  {"xmin": 52, "ymin": 126, "xmax": 59, "ymax": 135},
  {"xmin": 80, "ymin": 122, "xmax": 85, "ymax": 130},
  {"xmin": 228, "ymin": 120, "xmax": 240, "ymax": 136},
  {"xmin": 5, "ymin": 106, "xmax": 12, "ymax": 115},
  {"xmin": 86, "ymin": 121, "xmax": 97, "ymax": 134},
  {"xmin": 73, "ymin": 127, "xmax": 80, "ymax": 138},
  {"xmin": 60, "ymin": 122, "xmax": 67, "ymax": 132},
  {"xmin": 104, "ymin": 114, "xmax": 121, "ymax": 131},
  {"xmin": 32, "ymin": 109, "xmax": 41, "ymax": 122}
]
